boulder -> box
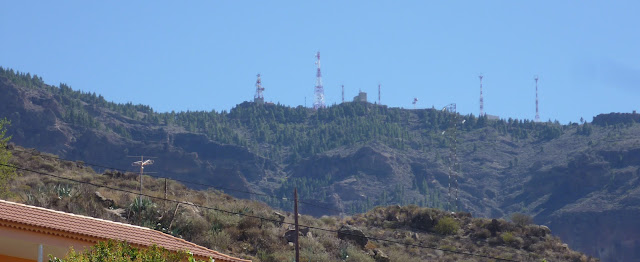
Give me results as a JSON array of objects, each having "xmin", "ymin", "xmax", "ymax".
[
  {"xmin": 410, "ymin": 210, "xmax": 435, "ymax": 230},
  {"xmin": 337, "ymin": 225, "xmax": 368, "ymax": 247},
  {"xmin": 94, "ymin": 191, "xmax": 115, "ymax": 208},
  {"xmin": 283, "ymin": 227, "xmax": 311, "ymax": 243},
  {"xmin": 273, "ymin": 212, "xmax": 285, "ymax": 226},
  {"xmin": 372, "ymin": 249, "xmax": 390, "ymax": 262}
]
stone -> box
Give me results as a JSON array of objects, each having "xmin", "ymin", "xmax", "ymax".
[
  {"xmin": 284, "ymin": 229, "xmax": 296, "ymax": 243},
  {"xmin": 337, "ymin": 224, "xmax": 368, "ymax": 247},
  {"xmin": 94, "ymin": 191, "xmax": 115, "ymax": 208},
  {"xmin": 372, "ymin": 249, "xmax": 390, "ymax": 262},
  {"xmin": 273, "ymin": 211, "xmax": 285, "ymax": 226}
]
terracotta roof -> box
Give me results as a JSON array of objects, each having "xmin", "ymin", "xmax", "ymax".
[{"xmin": 0, "ymin": 199, "xmax": 250, "ymax": 262}]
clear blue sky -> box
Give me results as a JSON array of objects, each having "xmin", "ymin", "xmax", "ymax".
[{"xmin": 1, "ymin": 1, "xmax": 639, "ymax": 123}]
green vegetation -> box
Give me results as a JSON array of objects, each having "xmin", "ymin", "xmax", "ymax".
[
  {"xmin": 0, "ymin": 118, "xmax": 17, "ymax": 197},
  {"xmin": 434, "ymin": 216, "xmax": 459, "ymax": 235},
  {"xmin": 49, "ymin": 240, "xmax": 206, "ymax": 262},
  {"xmin": 0, "ymin": 66, "xmax": 567, "ymax": 162},
  {"xmin": 511, "ymin": 213, "xmax": 533, "ymax": 227}
]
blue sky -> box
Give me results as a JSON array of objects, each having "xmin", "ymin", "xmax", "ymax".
[{"xmin": 1, "ymin": 1, "xmax": 639, "ymax": 123}]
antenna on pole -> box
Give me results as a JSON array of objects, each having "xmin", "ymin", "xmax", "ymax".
[
  {"xmin": 378, "ymin": 83, "xmax": 381, "ymax": 105},
  {"xmin": 129, "ymin": 155, "xmax": 156, "ymax": 219},
  {"xmin": 313, "ymin": 51, "xmax": 326, "ymax": 109},
  {"xmin": 479, "ymin": 75, "xmax": 484, "ymax": 116},
  {"xmin": 254, "ymin": 73, "xmax": 265, "ymax": 104},
  {"xmin": 535, "ymin": 75, "xmax": 540, "ymax": 122},
  {"xmin": 341, "ymin": 85, "xmax": 344, "ymax": 103},
  {"xmin": 412, "ymin": 98, "xmax": 418, "ymax": 109}
]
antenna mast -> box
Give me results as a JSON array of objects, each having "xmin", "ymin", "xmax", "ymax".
[
  {"xmin": 313, "ymin": 52, "xmax": 325, "ymax": 109},
  {"xmin": 535, "ymin": 76, "xmax": 540, "ymax": 122},
  {"xmin": 130, "ymin": 155, "xmax": 155, "ymax": 204},
  {"xmin": 378, "ymin": 83, "xmax": 381, "ymax": 105},
  {"xmin": 341, "ymin": 85, "xmax": 344, "ymax": 103},
  {"xmin": 479, "ymin": 75, "xmax": 484, "ymax": 116},
  {"xmin": 412, "ymin": 98, "xmax": 418, "ymax": 109},
  {"xmin": 254, "ymin": 73, "xmax": 265, "ymax": 104}
]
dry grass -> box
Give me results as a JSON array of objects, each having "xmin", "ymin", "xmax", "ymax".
[{"xmin": 4, "ymin": 146, "xmax": 598, "ymax": 262}]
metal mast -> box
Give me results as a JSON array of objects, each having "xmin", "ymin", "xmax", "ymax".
[
  {"xmin": 313, "ymin": 52, "xmax": 325, "ymax": 109},
  {"xmin": 254, "ymin": 73, "xmax": 264, "ymax": 103},
  {"xmin": 412, "ymin": 98, "xmax": 418, "ymax": 109},
  {"xmin": 479, "ymin": 75, "xmax": 484, "ymax": 116},
  {"xmin": 130, "ymin": 156, "xmax": 155, "ymax": 203},
  {"xmin": 535, "ymin": 76, "xmax": 540, "ymax": 122},
  {"xmin": 341, "ymin": 85, "xmax": 344, "ymax": 103},
  {"xmin": 378, "ymin": 83, "xmax": 381, "ymax": 105}
]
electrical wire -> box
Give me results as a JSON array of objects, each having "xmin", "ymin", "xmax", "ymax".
[
  {"xmin": 8, "ymin": 148, "xmax": 347, "ymax": 214},
  {"xmin": 1, "ymin": 162, "xmax": 518, "ymax": 261}
]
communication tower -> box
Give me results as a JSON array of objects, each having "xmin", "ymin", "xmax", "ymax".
[
  {"xmin": 535, "ymin": 76, "xmax": 540, "ymax": 122},
  {"xmin": 313, "ymin": 52, "xmax": 325, "ymax": 109},
  {"xmin": 254, "ymin": 74, "xmax": 265, "ymax": 104},
  {"xmin": 342, "ymin": 85, "xmax": 345, "ymax": 103},
  {"xmin": 412, "ymin": 98, "xmax": 418, "ymax": 109},
  {"xmin": 378, "ymin": 83, "xmax": 381, "ymax": 105},
  {"xmin": 479, "ymin": 75, "xmax": 484, "ymax": 116}
]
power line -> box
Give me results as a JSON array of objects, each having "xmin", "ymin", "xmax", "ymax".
[
  {"xmin": 7, "ymin": 148, "xmax": 347, "ymax": 214},
  {"xmin": 1, "ymin": 163, "xmax": 518, "ymax": 261}
]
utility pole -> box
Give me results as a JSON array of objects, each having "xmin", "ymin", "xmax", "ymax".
[
  {"xmin": 294, "ymin": 188, "xmax": 300, "ymax": 262},
  {"xmin": 129, "ymin": 155, "xmax": 156, "ymax": 203}
]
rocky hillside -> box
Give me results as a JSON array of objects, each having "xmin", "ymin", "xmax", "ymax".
[
  {"xmin": 3, "ymin": 145, "xmax": 595, "ymax": 261},
  {"xmin": 1, "ymin": 67, "xmax": 639, "ymax": 261}
]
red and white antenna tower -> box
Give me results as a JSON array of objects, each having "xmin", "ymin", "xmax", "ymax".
[
  {"xmin": 341, "ymin": 84, "xmax": 344, "ymax": 103},
  {"xmin": 534, "ymin": 75, "xmax": 540, "ymax": 122},
  {"xmin": 479, "ymin": 75, "xmax": 484, "ymax": 116},
  {"xmin": 254, "ymin": 73, "xmax": 264, "ymax": 103},
  {"xmin": 378, "ymin": 83, "xmax": 381, "ymax": 105},
  {"xmin": 313, "ymin": 52, "xmax": 325, "ymax": 109}
]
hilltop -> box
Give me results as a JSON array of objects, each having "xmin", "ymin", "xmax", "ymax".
[
  {"xmin": 1, "ymin": 67, "xmax": 639, "ymax": 261},
  {"xmin": 4, "ymin": 145, "xmax": 594, "ymax": 261}
]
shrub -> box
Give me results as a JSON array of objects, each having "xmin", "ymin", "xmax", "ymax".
[
  {"xmin": 472, "ymin": 228, "xmax": 491, "ymax": 239},
  {"xmin": 511, "ymin": 213, "xmax": 533, "ymax": 227},
  {"xmin": 49, "ymin": 240, "xmax": 204, "ymax": 262},
  {"xmin": 345, "ymin": 245, "xmax": 375, "ymax": 262},
  {"xmin": 434, "ymin": 217, "xmax": 459, "ymax": 235},
  {"xmin": 501, "ymin": 231, "xmax": 523, "ymax": 248},
  {"xmin": 501, "ymin": 232, "xmax": 515, "ymax": 243}
]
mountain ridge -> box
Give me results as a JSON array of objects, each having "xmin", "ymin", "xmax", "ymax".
[{"xmin": 1, "ymin": 67, "xmax": 639, "ymax": 261}]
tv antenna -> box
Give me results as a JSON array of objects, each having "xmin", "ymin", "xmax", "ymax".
[{"xmin": 129, "ymin": 155, "xmax": 156, "ymax": 203}]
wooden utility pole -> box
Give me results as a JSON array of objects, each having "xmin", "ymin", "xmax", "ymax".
[{"xmin": 294, "ymin": 188, "xmax": 300, "ymax": 262}]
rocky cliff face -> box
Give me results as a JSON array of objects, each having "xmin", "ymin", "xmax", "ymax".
[{"xmin": 1, "ymin": 75, "xmax": 639, "ymax": 261}]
